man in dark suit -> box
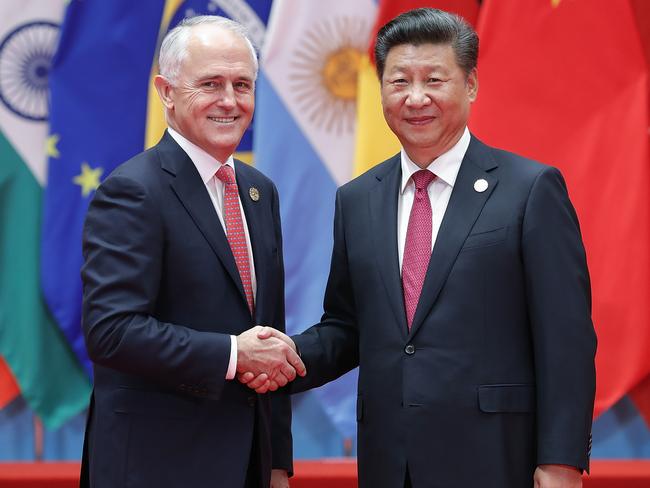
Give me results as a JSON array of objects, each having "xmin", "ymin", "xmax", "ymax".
[
  {"xmin": 80, "ymin": 16, "xmax": 304, "ymax": 488},
  {"xmin": 243, "ymin": 8, "xmax": 596, "ymax": 488}
]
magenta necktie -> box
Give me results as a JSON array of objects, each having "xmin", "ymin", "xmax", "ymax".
[
  {"xmin": 402, "ymin": 169, "xmax": 435, "ymax": 329},
  {"xmin": 216, "ymin": 164, "xmax": 254, "ymax": 315}
]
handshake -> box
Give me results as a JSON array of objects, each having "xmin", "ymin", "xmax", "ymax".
[{"xmin": 236, "ymin": 326, "xmax": 305, "ymax": 394}]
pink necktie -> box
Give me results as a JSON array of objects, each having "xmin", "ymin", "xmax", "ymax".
[
  {"xmin": 402, "ymin": 169, "xmax": 435, "ymax": 329},
  {"xmin": 216, "ymin": 164, "xmax": 254, "ymax": 315}
]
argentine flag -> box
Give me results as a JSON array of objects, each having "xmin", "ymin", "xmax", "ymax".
[{"xmin": 255, "ymin": 0, "xmax": 376, "ymax": 456}]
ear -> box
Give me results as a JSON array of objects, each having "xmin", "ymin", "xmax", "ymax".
[
  {"xmin": 154, "ymin": 75, "xmax": 174, "ymax": 110},
  {"xmin": 467, "ymin": 68, "xmax": 478, "ymax": 102}
]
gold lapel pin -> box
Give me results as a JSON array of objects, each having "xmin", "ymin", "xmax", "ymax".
[
  {"xmin": 473, "ymin": 179, "xmax": 488, "ymax": 193},
  {"xmin": 249, "ymin": 187, "xmax": 260, "ymax": 202}
]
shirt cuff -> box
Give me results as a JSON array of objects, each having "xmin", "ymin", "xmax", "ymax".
[{"xmin": 226, "ymin": 335, "xmax": 237, "ymax": 380}]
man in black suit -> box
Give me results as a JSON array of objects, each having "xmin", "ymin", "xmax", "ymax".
[
  {"xmin": 80, "ymin": 16, "xmax": 304, "ymax": 488},
  {"xmin": 244, "ymin": 8, "xmax": 596, "ymax": 488}
]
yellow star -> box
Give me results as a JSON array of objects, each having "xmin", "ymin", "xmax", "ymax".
[
  {"xmin": 551, "ymin": 0, "xmax": 561, "ymax": 7},
  {"xmin": 73, "ymin": 162, "xmax": 103, "ymax": 197},
  {"xmin": 46, "ymin": 134, "xmax": 60, "ymax": 158}
]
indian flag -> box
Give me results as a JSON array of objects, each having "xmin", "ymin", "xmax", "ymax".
[{"xmin": 0, "ymin": 0, "xmax": 90, "ymax": 429}]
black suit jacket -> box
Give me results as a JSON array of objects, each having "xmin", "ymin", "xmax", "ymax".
[
  {"xmin": 292, "ymin": 136, "xmax": 596, "ymax": 488},
  {"xmin": 80, "ymin": 132, "xmax": 291, "ymax": 488}
]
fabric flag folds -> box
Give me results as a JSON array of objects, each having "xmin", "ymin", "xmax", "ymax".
[
  {"xmin": 0, "ymin": 0, "xmax": 90, "ymax": 428},
  {"xmin": 470, "ymin": 0, "xmax": 650, "ymax": 419},
  {"xmin": 255, "ymin": 0, "xmax": 377, "ymax": 454},
  {"xmin": 41, "ymin": 0, "xmax": 166, "ymax": 376},
  {"xmin": 353, "ymin": 0, "xmax": 480, "ymax": 177}
]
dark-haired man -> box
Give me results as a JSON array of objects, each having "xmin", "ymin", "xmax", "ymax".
[{"xmin": 244, "ymin": 7, "xmax": 596, "ymax": 488}]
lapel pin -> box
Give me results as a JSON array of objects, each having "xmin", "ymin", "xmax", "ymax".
[
  {"xmin": 249, "ymin": 187, "xmax": 260, "ymax": 202},
  {"xmin": 474, "ymin": 179, "xmax": 488, "ymax": 193}
]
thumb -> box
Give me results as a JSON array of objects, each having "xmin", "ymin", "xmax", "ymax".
[{"xmin": 256, "ymin": 326, "xmax": 275, "ymax": 339}]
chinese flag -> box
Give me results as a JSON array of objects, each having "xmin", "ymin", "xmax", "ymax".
[
  {"xmin": 0, "ymin": 356, "xmax": 19, "ymax": 409},
  {"xmin": 470, "ymin": 0, "xmax": 650, "ymax": 418},
  {"xmin": 354, "ymin": 0, "xmax": 481, "ymax": 175}
]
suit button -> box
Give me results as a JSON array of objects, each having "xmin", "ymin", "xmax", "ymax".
[
  {"xmin": 404, "ymin": 344, "xmax": 415, "ymax": 355},
  {"xmin": 247, "ymin": 395, "xmax": 256, "ymax": 407}
]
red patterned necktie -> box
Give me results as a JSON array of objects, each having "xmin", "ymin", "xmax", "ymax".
[
  {"xmin": 216, "ymin": 164, "xmax": 254, "ymax": 315},
  {"xmin": 402, "ymin": 169, "xmax": 435, "ymax": 329}
]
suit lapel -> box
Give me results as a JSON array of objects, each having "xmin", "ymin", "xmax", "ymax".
[
  {"xmin": 369, "ymin": 155, "xmax": 409, "ymax": 338},
  {"xmin": 235, "ymin": 161, "xmax": 268, "ymax": 322},
  {"xmin": 158, "ymin": 132, "xmax": 248, "ymax": 307},
  {"xmin": 409, "ymin": 137, "xmax": 499, "ymax": 338}
]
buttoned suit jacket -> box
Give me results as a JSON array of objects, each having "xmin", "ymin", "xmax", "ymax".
[
  {"xmin": 291, "ymin": 135, "xmax": 596, "ymax": 488},
  {"xmin": 80, "ymin": 131, "xmax": 291, "ymax": 488}
]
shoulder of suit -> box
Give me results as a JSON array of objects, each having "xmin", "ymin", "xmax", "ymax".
[
  {"xmin": 473, "ymin": 137, "xmax": 558, "ymax": 179},
  {"xmin": 338, "ymin": 153, "xmax": 400, "ymax": 194},
  {"xmin": 93, "ymin": 143, "xmax": 166, "ymax": 200}
]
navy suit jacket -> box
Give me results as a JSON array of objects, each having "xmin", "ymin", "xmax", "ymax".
[
  {"xmin": 292, "ymin": 136, "xmax": 596, "ymax": 488},
  {"xmin": 80, "ymin": 132, "xmax": 291, "ymax": 488}
]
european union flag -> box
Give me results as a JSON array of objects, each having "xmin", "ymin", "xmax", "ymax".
[{"xmin": 41, "ymin": 1, "xmax": 165, "ymax": 375}]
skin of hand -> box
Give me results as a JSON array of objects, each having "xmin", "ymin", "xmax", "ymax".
[
  {"xmin": 270, "ymin": 469, "xmax": 290, "ymax": 488},
  {"xmin": 534, "ymin": 464, "xmax": 582, "ymax": 488},
  {"xmin": 238, "ymin": 327, "xmax": 302, "ymax": 393},
  {"xmin": 236, "ymin": 326, "xmax": 305, "ymax": 390}
]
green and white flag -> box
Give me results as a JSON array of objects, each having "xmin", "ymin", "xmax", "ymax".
[{"xmin": 0, "ymin": 0, "xmax": 90, "ymax": 429}]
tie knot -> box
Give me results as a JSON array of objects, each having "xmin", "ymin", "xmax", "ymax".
[
  {"xmin": 216, "ymin": 164, "xmax": 236, "ymax": 185},
  {"xmin": 411, "ymin": 169, "xmax": 435, "ymax": 190}
]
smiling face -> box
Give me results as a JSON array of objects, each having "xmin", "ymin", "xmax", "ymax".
[
  {"xmin": 156, "ymin": 25, "xmax": 256, "ymax": 161},
  {"xmin": 380, "ymin": 42, "xmax": 477, "ymax": 167}
]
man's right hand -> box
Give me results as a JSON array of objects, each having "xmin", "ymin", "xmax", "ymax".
[
  {"xmin": 236, "ymin": 326, "xmax": 305, "ymax": 392},
  {"xmin": 238, "ymin": 327, "xmax": 303, "ymax": 393}
]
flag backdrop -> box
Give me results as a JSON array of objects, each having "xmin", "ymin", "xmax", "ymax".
[
  {"xmin": 0, "ymin": 0, "xmax": 90, "ymax": 428},
  {"xmin": 470, "ymin": 0, "xmax": 650, "ymax": 419},
  {"xmin": 0, "ymin": 358, "xmax": 19, "ymax": 409},
  {"xmin": 255, "ymin": 0, "xmax": 377, "ymax": 454},
  {"xmin": 41, "ymin": 0, "xmax": 166, "ymax": 377},
  {"xmin": 2, "ymin": 0, "xmax": 650, "ymax": 460}
]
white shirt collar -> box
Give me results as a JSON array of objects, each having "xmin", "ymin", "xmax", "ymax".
[
  {"xmin": 167, "ymin": 127, "xmax": 235, "ymax": 184},
  {"xmin": 400, "ymin": 126, "xmax": 471, "ymax": 194}
]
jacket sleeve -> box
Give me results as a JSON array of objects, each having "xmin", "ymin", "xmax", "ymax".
[
  {"xmin": 521, "ymin": 166, "xmax": 597, "ymax": 472},
  {"xmin": 81, "ymin": 173, "xmax": 231, "ymax": 400}
]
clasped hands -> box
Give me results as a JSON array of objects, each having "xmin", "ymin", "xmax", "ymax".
[{"xmin": 236, "ymin": 326, "xmax": 304, "ymax": 393}]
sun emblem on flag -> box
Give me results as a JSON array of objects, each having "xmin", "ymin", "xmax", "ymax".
[
  {"xmin": 290, "ymin": 16, "xmax": 370, "ymax": 135},
  {"xmin": 0, "ymin": 21, "xmax": 59, "ymax": 121}
]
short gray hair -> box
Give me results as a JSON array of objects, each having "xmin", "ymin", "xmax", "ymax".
[{"xmin": 158, "ymin": 15, "xmax": 259, "ymax": 85}]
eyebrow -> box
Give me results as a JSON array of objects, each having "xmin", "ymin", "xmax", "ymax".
[
  {"xmin": 389, "ymin": 64, "xmax": 447, "ymax": 73},
  {"xmin": 197, "ymin": 73, "xmax": 254, "ymax": 82}
]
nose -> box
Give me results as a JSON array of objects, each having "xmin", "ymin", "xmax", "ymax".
[
  {"xmin": 216, "ymin": 83, "xmax": 236, "ymax": 110},
  {"xmin": 405, "ymin": 84, "xmax": 431, "ymax": 109}
]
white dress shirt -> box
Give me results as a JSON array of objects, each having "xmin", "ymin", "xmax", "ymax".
[
  {"xmin": 168, "ymin": 128, "xmax": 255, "ymax": 380},
  {"xmin": 397, "ymin": 127, "xmax": 471, "ymax": 272}
]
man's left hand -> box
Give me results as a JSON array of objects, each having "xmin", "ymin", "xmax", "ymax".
[
  {"xmin": 534, "ymin": 464, "xmax": 582, "ymax": 488},
  {"xmin": 270, "ymin": 469, "xmax": 289, "ymax": 488}
]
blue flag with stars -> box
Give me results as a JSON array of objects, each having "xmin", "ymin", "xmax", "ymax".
[{"xmin": 41, "ymin": 0, "xmax": 166, "ymax": 375}]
